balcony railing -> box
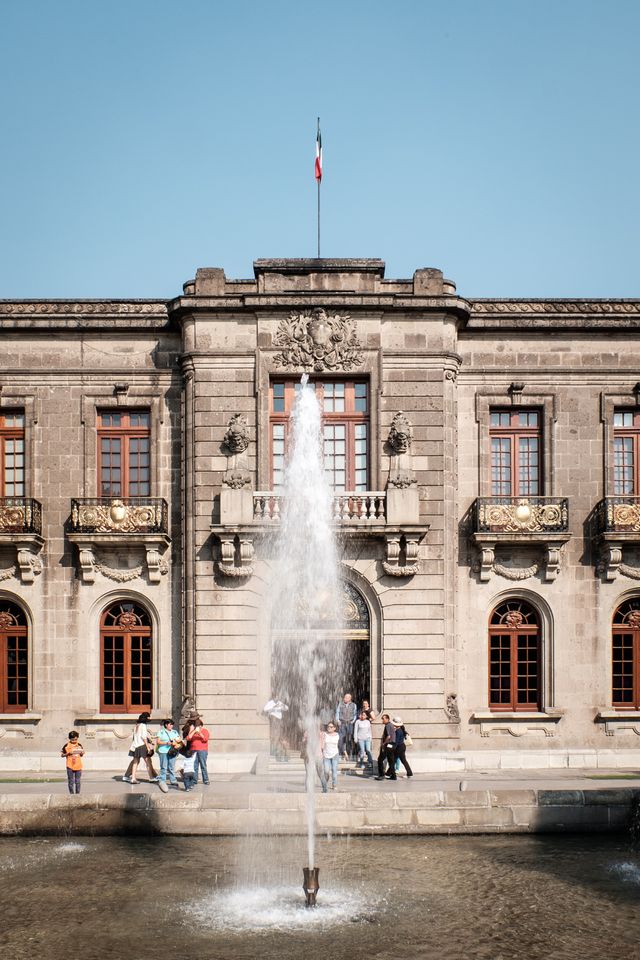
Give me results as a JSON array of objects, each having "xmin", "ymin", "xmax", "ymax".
[
  {"xmin": 253, "ymin": 491, "xmax": 387, "ymax": 524},
  {"xmin": 69, "ymin": 498, "xmax": 168, "ymax": 534},
  {"xmin": 596, "ymin": 497, "xmax": 640, "ymax": 534},
  {"xmin": 474, "ymin": 497, "xmax": 569, "ymax": 534},
  {"xmin": 0, "ymin": 498, "xmax": 42, "ymax": 535}
]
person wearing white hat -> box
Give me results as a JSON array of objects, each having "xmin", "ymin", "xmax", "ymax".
[{"xmin": 391, "ymin": 716, "xmax": 413, "ymax": 778}]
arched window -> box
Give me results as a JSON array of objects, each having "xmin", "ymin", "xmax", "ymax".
[
  {"xmin": 100, "ymin": 601, "xmax": 152, "ymax": 713},
  {"xmin": 489, "ymin": 599, "xmax": 541, "ymax": 711},
  {"xmin": 612, "ymin": 598, "xmax": 640, "ymax": 708},
  {"xmin": 0, "ymin": 600, "xmax": 28, "ymax": 712}
]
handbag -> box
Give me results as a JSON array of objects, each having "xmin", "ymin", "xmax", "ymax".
[
  {"xmin": 167, "ymin": 746, "xmax": 179, "ymax": 759},
  {"xmin": 404, "ymin": 733, "xmax": 413, "ymax": 747}
]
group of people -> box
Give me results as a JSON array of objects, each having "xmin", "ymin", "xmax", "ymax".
[
  {"xmin": 302, "ymin": 693, "xmax": 414, "ymax": 792},
  {"xmin": 121, "ymin": 712, "xmax": 211, "ymax": 792}
]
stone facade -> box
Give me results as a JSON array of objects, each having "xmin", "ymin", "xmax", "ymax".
[{"xmin": 2, "ymin": 259, "xmax": 640, "ymax": 765}]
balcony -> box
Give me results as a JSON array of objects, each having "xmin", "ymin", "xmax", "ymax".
[
  {"xmin": 213, "ymin": 487, "xmax": 427, "ymax": 579},
  {"xmin": 68, "ymin": 498, "xmax": 170, "ymax": 584},
  {"xmin": 0, "ymin": 498, "xmax": 44, "ymax": 583},
  {"xmin": 595, "ymin": 497, "xmax": 640, "ymax": 580},
  {"xmin": 471, "ymin": 496, "xmax": 570, "ymax": 582},
  {"xmin": 253, "ymin": 491, "xmax": 387, "ymax": 526}
]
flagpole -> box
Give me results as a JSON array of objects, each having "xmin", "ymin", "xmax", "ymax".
[{"xmin": 316, "ymin": 117, "xmax": 321, "ymax": 258}]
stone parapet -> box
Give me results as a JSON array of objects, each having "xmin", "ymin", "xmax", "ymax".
[{"xmin": 0, "ymin": 787, "xmax": 635, "ymax": 836}]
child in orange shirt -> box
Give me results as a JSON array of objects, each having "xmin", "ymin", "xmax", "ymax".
[{"xmin": 61, "ymin": 730, "xmax": 84, "ymax": 795}]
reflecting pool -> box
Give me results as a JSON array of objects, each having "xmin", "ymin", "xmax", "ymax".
[{"xmin": 3, "ymin": 834, "xmax": 640, "ymax": 960}]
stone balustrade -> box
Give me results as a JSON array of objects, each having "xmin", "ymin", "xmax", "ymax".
[{"xmin": 253, "ymin": 491, "xmax": 387, "ymax": 525}]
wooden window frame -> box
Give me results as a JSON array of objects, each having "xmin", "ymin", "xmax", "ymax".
[
  {"xmin": 489, "ymin": 600, "xmax": 541, "ymax": 712},
  {"xmin": 612, "ymin": 409, "xmax": 640, "ymax": 496},
  {"xmin": 97, "ymin": 409, "xmax": 151, "ymax": 498},
  {"xmin": 612, "ymin": 599, "xmax": 640, "ymax": 709},
  {"xmin": 0, "ymin": 601, "xmax": 28, "ymax": 713},
  {"xmin": 269, "ymin": 379, "xmax": 370, "ymax": 491},
  {"xmin": 0, "ymin": 410, "xmax": 26, "ymax": 498},
  {"xmin": 100, "ymin": 602, "xmax": 153, "ymax": 714},
  {"xmin": 489, "ymin": 408, "xmax": 542, "ymax": 497}
]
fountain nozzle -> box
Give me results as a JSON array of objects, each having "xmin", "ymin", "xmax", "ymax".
[{"xmin": 303, "ymin": 866, "xmax": 320, "ymax": 907}]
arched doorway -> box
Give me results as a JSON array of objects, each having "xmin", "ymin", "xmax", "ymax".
[
  {"xmin": 270, "ymin": 581, "xmax": 371, "ymax": 746},
  {"xmin": 100, "ymin": 600, "xmax": 152, "ymax": 713},
  {"xmin": 342, "ymin": 582, "xmax": 371, "ymax": 706},
  {"xmin": 612, "ymin": 597, "xmax": 640, "ymax": 708},
  {"xmin": 0, "ymin": 599, "xmax": 28, "ymax": 712},
  {"xmin": 488, "ymin": 598, "xmax": 541, "ymax": 711}
]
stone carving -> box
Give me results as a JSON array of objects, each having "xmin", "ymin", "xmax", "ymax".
[
  {"xmin": 493, "ymin": 561, "xmax": 540, "ymax": 581},
  {"xmin": 387, "ymin": 412, "xmax": 417, "ymax": 492},
  {"xmin": 16, "ymin": 549, "xmax": 43, "ymax": 583},
  {"xmin": 619, "ymin": 564, "xmax": 640, "ymax": 580},
  {"xmin": 222, "ymin": 414, "xmax": 252, "ymax": 491},
  {"xmin": 94, "ymin": 562, "xmax": 145, "ymax": 583},
  {"xmin": 218, "ymin": 535, "xmax": 254, "ymax": 579},
  {"xmin": 0, "ymin": 612, "xmax": 14, "ymax": 629},
  {"xmin": 388, "ymin": 412, "xmax": 413, "ymax": 454},
  {"xmin": 445, "ymin": 693, "xmax": 460, "ymax": 723},
  {"xmin": 382, "ymin": 534, "xmax": 420, "ymax": 577},
  {"xmin": 273, "ymin": 308, "xmax": 363, "ymax": 372},
  {"xmin": 472, "ymin": 300, "xmax": 640, "ymax": 316},
  {"xmin": 476, "ymin": 499, "xmax": 568, "ymax": 534},
  {"xmin": 71, "ymin": 500, "xmax": 166, "ymax": 534},
  {"xmin": 0, "ymin": 301, "xmax": 166, "ymax": 317},
  {"xmin": 223, "ymin": 414, "xmax": 250, "ymax": 455},
  {"xmin": 0, "ymin": 565, "xmax": 16, "ymax": 582}
]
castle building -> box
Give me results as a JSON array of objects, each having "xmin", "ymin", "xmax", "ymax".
[{"xmin": 2, "ymin": 258, "xmax": 640, "ymax": 769}]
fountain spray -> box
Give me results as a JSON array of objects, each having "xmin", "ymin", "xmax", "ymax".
[{"xmin": 269, "ymin": 374, "xmax": 345, "ymax": 907}]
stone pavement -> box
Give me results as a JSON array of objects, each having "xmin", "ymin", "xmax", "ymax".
[{"xmin": 0, "ymin": 762, "xmax": 638, "ymax": 837}]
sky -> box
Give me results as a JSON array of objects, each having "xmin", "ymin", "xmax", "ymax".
[{"xmin": 0, "ymin": 0, "xmax": 638, "ymax": 299}]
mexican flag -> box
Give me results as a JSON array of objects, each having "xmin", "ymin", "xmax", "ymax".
[{"xmin": 315, "ymin": 123, "xmax": 322, "ymax": 182}]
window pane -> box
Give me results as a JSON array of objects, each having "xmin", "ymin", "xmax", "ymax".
[{"xmin": 272, "ymin": 383, "xmax": 285, "ymax": 412}]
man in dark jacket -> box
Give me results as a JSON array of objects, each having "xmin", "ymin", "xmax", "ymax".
[{"xmin": 374, "ymin": 712, "xmax": 397, "ymax": 780}]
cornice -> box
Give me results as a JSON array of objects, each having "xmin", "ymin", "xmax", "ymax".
[
  {"xmin": 469, "ymin": 298, "xmax": 640, "ymax": 328},
  {"xmin": 0, "ymin": 299, "xmax": 169, "ymax": 329}
]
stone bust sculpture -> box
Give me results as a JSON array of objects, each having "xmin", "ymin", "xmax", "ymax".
[
  {"xmin": 223, "ymin": 414, "xmax": 250, "ymax": 455},
  {"xmin": 388, "ymin": 411, "xmax": 413, "ymax": 455}
]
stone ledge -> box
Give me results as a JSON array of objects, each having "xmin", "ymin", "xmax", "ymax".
[{"xmin": 0, "ymin": 787, "xmax": 636, "ymax": 836}]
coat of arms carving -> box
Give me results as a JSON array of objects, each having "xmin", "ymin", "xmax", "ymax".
[{"xmin": 273, "ymin": 308, "xmax": 363, "ymax": 373}]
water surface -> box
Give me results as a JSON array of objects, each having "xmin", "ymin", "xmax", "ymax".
[{"xmin": 3, "ymin": 834, "xmax": 640, "ymax": 960}]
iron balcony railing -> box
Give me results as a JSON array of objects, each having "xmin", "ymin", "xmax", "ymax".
[
  {"xmin": 70, "ymin": 498, "xmax": 168, "ymax": 534},
  {"xmin": 474, "ymin": 496, "xmax": 569, "ymax": 534},
  {"xmin": 0, "ymin": 498, "xmax": 42, "ymax": 535},
  {"xmin": 253, "ymin": 491, "xmax": 387, "ymax": 525},
  {"xmin": 596, "ymin": 497, "xmax": 640, "ymax": 534}
]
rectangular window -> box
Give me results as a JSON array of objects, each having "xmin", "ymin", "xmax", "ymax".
[
  {"xmin": 490, "ymin": 409, "xmax": 541, "ymax": 496},
  {"xmin": 98, "ymin": 410, "xmax": 151, "ymax": 497},
  {"xmin": 0, "ymin": 411, "xmax": 25, "ymax": 498},
  {"xmin": 269, "ymin": 381, "xmax": 369, "ymax": 491},
  {"xmin": 613, "ymin": 410, "xmax": 640, "ymax": 496}
]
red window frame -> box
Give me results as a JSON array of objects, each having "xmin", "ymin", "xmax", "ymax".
[
  {"xmin": 613, "ymin": 410, "xmax": 640, "ymax": 496},
  {"xmin": 612, "ymin": 598, "xmax": 640, "ymax": 709},
  {"xmin": 0, "ymin": 601, "xmax": 28, "ymax": 713},
  {"xmin": 269, "ymin": 380, "xmax": 369, "ymax": 491},
  {"xmin": 489, "ymin": 600, "xmax": 541, "ymax": 711},
  {"xmin": 0, "ymin": 410, "xmax": 25, "ymax": 498},
  {"xmin": 490, "ymin": 409, "xmax": 542, "ymax": 496},
  {"xmin": 97, "ymin": 410, "xmax": 151, "ymax": 497},
  {"xmin": 100, "ymin": 602, "xmax": 152, "ymax": 713}
]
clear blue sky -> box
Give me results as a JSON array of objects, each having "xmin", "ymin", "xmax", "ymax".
[{"xmin": 0, "ymin": 0, "xmax": 638, "ymax": 298}]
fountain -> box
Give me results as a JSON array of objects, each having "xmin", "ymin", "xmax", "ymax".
[{"xmin": 268, "ymin": 374, "xmax": 346, "ymax": 907}]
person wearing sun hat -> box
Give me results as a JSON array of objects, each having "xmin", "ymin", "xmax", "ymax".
[{"xmin": 391, "ymin": 716, "xmax": 413, "ymax": 778}]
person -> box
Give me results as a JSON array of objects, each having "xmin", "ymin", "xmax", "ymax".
[
  {"xmin": 123, "ymin": 711, "xmax": 158, "ymax": 784},
  {"xmin": 354, "ymin": 709, "xmax": 374, "ymax": 770},
  {"xmin": 155, "ymin": 719, "xmax": 182, "ymax": 792},
  {"xmin": 374, "ymin": 713, "xmax": 397, "ymax": 781},
  {"xmin": 336, "ymin": 693, "xmax": 357, "ymax": 760},
  {"xmin": 391, "ymin": 716, "xmax": 413, "ymax": 778},
  {"xmin": 185, "ymin": 715, "xmax": 210, "ymax": 785},
  {"xmin": 180, "ymin": 748, "xmax": 197, "ymax": 791},
  {"xmin": 61, "ymin": 731, "xmax": 84, "ymax": 795},
  {"xmin": 301, "ymin": 727, "xmax": 328, "ymax": 793},
  {"xmin": 322, "ymin": 721, "xmax": 340, "ymax": 790},
  {"xmin": 361, "ymin": 699, "xmax": 377, "ymax": 722},
  {"xmin": 263, "ymin": 696, "xmax": 289, "ymax": 760}
]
